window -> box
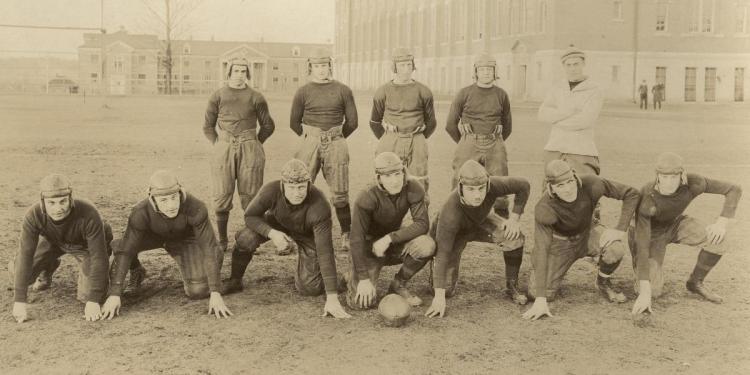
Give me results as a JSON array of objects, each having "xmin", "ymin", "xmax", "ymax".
[
  {"xmin": 737, "ymin": 5, "xmax": 748, "ymax": 33},
  {"xmin": 183, "ymin": 59, "xmax": 190, "ymax": 68},
  {"xmin": 202, "ymin": 73, "xmax": 212, "ymax": 81},
  {"xmin": 114, "ymin": 56, "xmax": 123, "ymax": 73},
  {"xmin": 510, "ymin": 0, "xmax": 519, "ymax": 34},
  {"xmin": 701, "ymin": 0, "xmax": 714, "ymax": 32},
  {"xmin": 292, "ymin": 46, "xmax": 301, "ymax": 56},
  {"xmin": 474, "ymin": 0, "xmax": 485, "ymax": 39},
  {"xmin": 520, "ymin": 0, "xmax": 527, "ymax": 33},
  {"xmin": 494, "ymin": 0, "xmax": 504, "ymax": 36},
  {"xmin": 735, "ymin": 67, "xmax": 745, "ymax": 101},
  {"xmin": 453, "ymin": 1, "xmax": 465, "ymax": 41},
  {"xmin": 613, "ymin": 0, "xmax": 623, "ymax": 20},
  {"xmin": 138, "ymin": 55, "xmax": 146, "ymax": 64},
  {"xmin": 137, "ymin": 74, "xmax": 146, "ymax": 80},
  {"xmin": 90, "ymin": 73, "xmax": 98, "ymax": 83},
  {"xmin": 183, "ymin": 44, "xmax": 191, "ymax": 54},
  {"xmin": 273, "ymin": 63, "xmax": 279, "ymax": 71},
  {"xmin": 689, "ymin": 0, "xmax": 715, "ymax": 33},
  {"xmin": 293, "ymin": 77, "xmax": 299, "ymax": 82},
  {"xmin": 611, "ymin": 65, "xmax": 620, "ymax": 82},
  {"xmin": 656, "ymin": 1, "xmax": 669, "ymax": 31},
  {"xmin": 205, "ymin": 60, "xmax": 211, "ymax": 69},
  {"xmin": 91, "ymin": 54, "xmax": 99, "ymax": 64},
  {"xmin": 273, "ymin": 77, "xmax": 279, "ymax": 83},
  {"xmin": 684, "ymin": 67, "xmax": 696, "ymax": 102},
  {"xmin": 183, "ymin": 75, "xmax": 190, "ymax": 82},
  {"xmin": 537, "ymin": 62, "xmax": 543, "ymax": 80},
  {"xmin": 705, "ymin": 67, "xmax": 716, "ymax": 102}
]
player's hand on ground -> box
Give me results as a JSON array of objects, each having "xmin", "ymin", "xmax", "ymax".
[
  {"xmin": 12, "ymin": 302, "xmax": 28, "ymax": 323},
  {"xmin": 599, "ymin": 229, "xmax": 626, "ymax": 248},
  {"xmin": 355, "ymin": 279, "xmax": 377, "ymax": 308},
  {"xmin": 425, "ymin": 289, "xmax": 446, "ymax": 318},
  {"xmin": 268, "ymin": 229, "xmax": 290, "ymax": 251},
  {"xmin": 322, "ymin": 294, "xmax": 351, "ymax": 319},
  {"xmin": 101, "ymin": 296, "xmax": 121, "ymax": 320},
  {"xmin": 522, "ymin": 298, "xmax": 553, "ymax": 321},
  {"xmin": 705, "ymin": 217, "xmax": 728, "ymax": 245},
  {"xmin": 372, "ymin": 235, "xmax": 392, "ymax": 257},
  {"xmin": 84, "ymin": 301, "xmax": 102, "ymax": 322},
  {"xmin": 502, "ymin": 214, "xmax": 522, "ymax": 240},
  {"xmin": 208, "ymin": 292, "xmax": 233, "ymax": 319},
  {"xmin": 631, "ymin": 281, "xmax": 653, "ymax": 316},
  {"xmin": 458, "ymin": 122, "xmax": 473, "ymax": 136}
]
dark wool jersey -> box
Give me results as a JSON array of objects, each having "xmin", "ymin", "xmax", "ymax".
[
  {"xmin": 244, "ymin": 182, "xmax": 338, "ymax": 293},
  {"xmin": 533, "ymin": 175, "xmax": 639, "ymax": 296},
  {"xmin": 445, "ymin": 84, "xmax": 513, "ymax": 142},
  {"xmin": 16, "ymin": 199, "xmax": 109, "ymax": 303},
  {"xmin": 632, "ymin": 173, "xmax": 742, "ymax": 279},
  {"xmin": 433, "ymin": 177, "xmax": 531, "ymax": 289},
  {"xmin": 204, "ymin": 85, "xmax": 275, "ymax": 143},
  {"xmin": 350, "ymin": 178, "xmax": 429, "ymax": 280},
  {"xmin": 289, "ymin": 80, "xmax": 358, "ymax": 136},
  {"xmin": 370, "ymin": 80, "xmax": 437, "ymax": 138},
  {"xmin": 110, "ymin": 193, "xmax": 221, "ymax": 296}
]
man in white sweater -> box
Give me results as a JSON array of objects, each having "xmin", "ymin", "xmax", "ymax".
[{"xmin": 538, "ymin": 45, "xmax": 604, "ymax": 177}]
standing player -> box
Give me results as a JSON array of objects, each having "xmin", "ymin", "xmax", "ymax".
[
  {"xmin": 370, "ymin": 47, "xmax": 437, "ymax": 201},
  {"xmin": 426, "ymin": 160, "xmax": 530, "ymax": 318},
  {"xmin": 100, "ymin": 170, "xmax": 232, "ymax": 319},
  {"xmin": 346, "ymin": 152, "xmax": 435, "ymax": 309},
  {"xmin": 204, "ymin": 57, "xmax": 275, "ymax": 252},
  {"xmin": 290, "ymin": 48, "xmax": 358, "ymax": 251},
  {"xmin": 222, "ymin": 159, "xmax": 351, "ymax": 319},
  {"xmin": 522, "ymin": 160, "xmax": 640, "ymax": 321},
  {"xmin": 446, "ymin": 52, "xmax": 513, "ymax": 218},
  {"xmin": 538, "ymin": 45, "xmax": 604, "ymax": 177},
  {"xmin": 638, "ymin": 80, "xmax": 649, "ymax": 110},
  {"xmin": 8, "ymin": 174, "xmax": 111, "ymax": 323},
  {"xmin": 630, "ymin": 153, "xmax": 742, "ymax": 315}
]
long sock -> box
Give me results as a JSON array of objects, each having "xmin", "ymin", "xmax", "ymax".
[
  {"xmin": 129, "ymin": 256, "xmax": 143, "ymax": 271},
  {"xmin": 689, "ymin": 249, "xmax": 722, "ymax": 282},
  {"xmin": 395, "ymin": 255, "xmax": 429, "ymax": 282},
  {"xmin": 503, "ymin": 248, "xmax": 523, "ymax": 282},
  {"xmin": 335, "ymin": 205, "xmax": 351, "ymax": 233},
  {"xmin": 229, "ymin": 250, "xmax": 253, "ymax": 280},
  {"xmin": 216, "ymin": 213, "xmax": 229, "ymax": 243}
]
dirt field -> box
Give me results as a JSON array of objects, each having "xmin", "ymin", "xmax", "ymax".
[{"xmin": 1, "ymin": 93, "xmax": 749, "ymax": 375}]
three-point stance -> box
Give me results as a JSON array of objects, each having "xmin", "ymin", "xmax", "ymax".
[
  {"xmin": 224, "ymin": 159, "xmax": 351, "ymax": 319},
  {"xmin": 426, "ymin": 160, "xmax": 530, "ymax": 318}
]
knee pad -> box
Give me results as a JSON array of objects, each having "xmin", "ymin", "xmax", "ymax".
[
  {"xmin": 234, "ymin": 228, "xmax": 262, "ymax": 254},
  {"xmin": 409, "ymin": 235, "xmax": 436, "ymax": 259},
  {"xmin": 601, "ymin": 241, "xmax": 626, "ymax": 264},
  {"xmin": 185, "ymin": 282, "xmax": 210, "ymax": 300},
  {"xmin": 331, "ymin": 192, "xmax": 349, "ymax": 208}
]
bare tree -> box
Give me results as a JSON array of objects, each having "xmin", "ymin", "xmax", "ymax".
[{"xmin": 138, "ymin": 0, "xmax": 205, "ymax": 94}]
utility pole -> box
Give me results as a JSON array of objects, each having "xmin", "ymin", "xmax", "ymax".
[
  {"xmin": 100, "ymin": 0, "xmax": 107, "ymax": 98},
  {"xmin": 165, "ymin": 0, "xmax": 173, "ymax": 95},
  {"xmin": 632, "ymin": 0, "xmax": 640, "ymax": 103}
]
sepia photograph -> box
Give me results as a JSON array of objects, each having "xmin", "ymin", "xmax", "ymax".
[{"xmin": 1, "ymin": 0, "xmax": 748, "ymax": 374}]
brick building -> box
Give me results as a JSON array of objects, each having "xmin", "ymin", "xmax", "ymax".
[
  {"xmin": 334, "ymin": 0, "xmax": 749, "ymax": 102},
  {"xmin": 77, "ymin": 29, "xmax": 331, "ymax": 95}
]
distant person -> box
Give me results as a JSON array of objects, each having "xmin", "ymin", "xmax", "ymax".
[
  {"xmin": 9, "ymin": 174, "xmax": 112, "ymax": 323},
  {"xmin": 203, "ymin": 57, "xmax": 275, "ymax": 252},
  {"xmin": 638, "ymin": 80, "xmax": 649, "ymax": 110},
  {"xmin": 629, "ymin": 153, "xmax": 742, "ymax": 315},
  {"xmin": 290, "ymin": 48, "xmax": 358, "ymax": 251},
  {"xmin": 652, "ymin": 83, "xmax": 664, "ymax": 110},
  {"xmin": 101, "ymin": 170, "xmax": 232, "ymax": 320},
  {"xmin": 370, "ymin": 47, "xmax": 437, "ymax": 204}
]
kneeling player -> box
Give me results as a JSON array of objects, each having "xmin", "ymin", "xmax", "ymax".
[
  {"xmin": 346, "ymin": 152, "xmax": 435, "ymax": 309},
  {"xmin": 9, "ymin": 174, "xmax": 111, "ymax": 323},
  {"xmin": 101, "ymin": 170, "xmax": 231, "ymax": 319},
  {"xmin": 426, "ymin": 160, "xmax": 530, "ymax": 318},
  {"xmin": 630, "ymin": 152, "xmax": 742, "ymax": 314},
  {"xmin": 223, "ymin": 159, "xmax": 351, "ymax": 318},
  {"xmin": 523, "ymin": 160, "xmax": 639, "ymax": 321}
]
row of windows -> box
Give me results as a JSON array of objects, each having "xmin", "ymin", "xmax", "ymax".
[{"xmin": 653, "ymin": 0, "xmax": 746, "ymax": 33}]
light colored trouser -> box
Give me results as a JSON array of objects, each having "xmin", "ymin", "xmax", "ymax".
[
  {"xmin": 627, "ymin": 215, "xmax": 726, "ymax": 297},
  {"xmin": 543, "ymin": 150, "xmax": 600, "ymax": 176},
  {"xmin": 376, "ymin": 129, "xmax": 429, "ymax": 196},
  {"xmin": 294, "ymin": 125, "xmax": 349, "ymax": 208},
  {"xmin": 110, "ymin": 236, "xmax": 223, "ymax": 299},
  {"xmin": 211, "ymin": 129, "xmax": 265, "ymax": 215},
  {"xmin": 452, "ymin": 133, "xmax": 510, "ymax": 215},
  {"xmin": 16, "ymin": 223, "xmax": 113, "ymax": 303},
  {"xmin": 430, "ymin": 212, "xmax": 525, "ymax": 297},
  {"xmin": 528, "ymin": 224, "xmax": 626, "ymax": 301},
  {"xmin": 235, "ymin": 218, "xmax": 330, "ymax": 297}
]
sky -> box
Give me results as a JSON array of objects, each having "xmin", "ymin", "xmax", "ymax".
[{"xmin": 0, "ymin": 0, "xmax": 335, "ymax": 58}]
